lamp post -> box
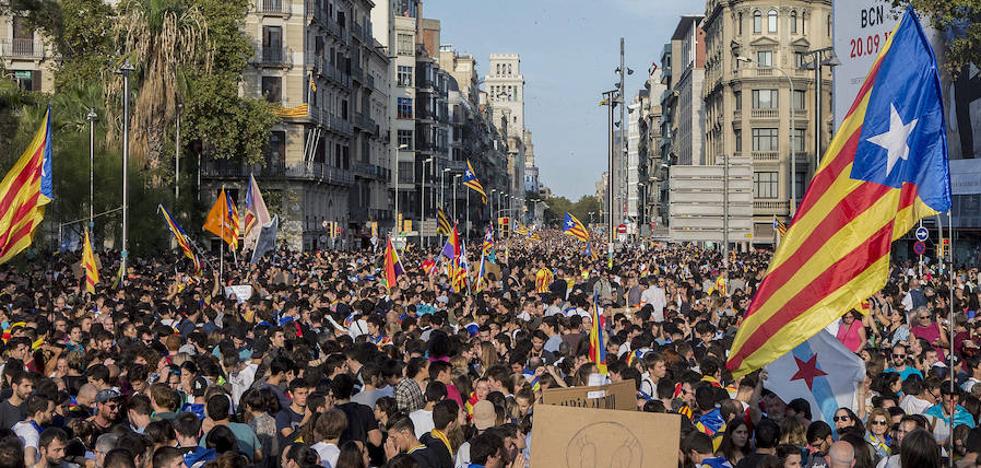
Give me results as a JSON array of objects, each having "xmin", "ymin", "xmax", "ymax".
[
  {"xmin": 602, "ymin": 89, "xmax": 618, "ymax": 265},
  {"xmin": 440, "ymin": 168, "xmax": 450, "ymax": 211},
  {"xmin": 453, "ymin": 174, "xmax": 461, "ymax": 221},
  {"xmin": 118, "ymin": 60, "xmax": 134, "ymax": 284},
  {"xmin": 175, "ymin": 102, "xmax": 182, "ymax": 202},
  {"xmin": 737, "ymin": 55, "xmax": 797, "ymax": 217},
  {"xmin": 801, "ymin": 47, "xmax": 840, "ymax": 166},
  {"xmin": 86, "ymin": 108, "xmax": 97, "ymax": 231},
  {"xmin": 421, "ymin": 157, "xmax": 433, "ymax": 246},
  {"xmin": 396, "ymin": 144, "xmax": 409, "ymax": 233},
  {"xmin": 490, "ymin": 189, "xmax": 497, "ymax": 228}
]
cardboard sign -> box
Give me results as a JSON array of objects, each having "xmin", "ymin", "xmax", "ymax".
[
  {"xmin": 541, "ymin": 380, "xmax": 637, "ymax": 411},
  {"xmin": 224, "ymin": 285, "xmax": 253, "ymax": 303},
  {"xmin": 530, "ymin": 404, "xmax": 680, "ymax": 468}
]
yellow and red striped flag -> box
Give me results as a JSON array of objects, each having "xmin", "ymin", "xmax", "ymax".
[
  {"xmin": 0, "ymin": 107, "xmax": 53, "ymax": 264},
  {"xmin": 727, "ymin": 8, "xmax": 951, "ymax": 377},
  {"xmin": 203, "ymin": 188, "xmax": 240, "ymax": 250},
  {"xmin": 82, "ymin": 227, "xmax": 99, "ymax": 293},
  {"xmin": 562, "ymin": 212, "xmax": 589, "ymax": 242}
]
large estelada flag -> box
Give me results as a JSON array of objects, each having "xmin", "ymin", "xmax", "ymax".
[
  {"xmin": 727, "ymin": 8, "xmax": 951, "ymax": 377},
  {"xmin": 562, "ymin": 212, "xmax": 589, "ymax": 242},
  {"xmin": 0, "ymin": 107, "xmax": 53, "ymax": 264},
  {"xmin": 159, "ymin": 205, "xmax": 203, "ymax": 275},
  {"xmin": 463, "ymin": 160, "xmax": 487, "ymax": 204}
]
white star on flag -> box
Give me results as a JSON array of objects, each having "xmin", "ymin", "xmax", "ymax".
[{"xmin": 866, "ymin": 103, "xmax": 918, "ymax": 176}]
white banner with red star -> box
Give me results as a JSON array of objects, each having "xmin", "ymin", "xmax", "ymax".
[{"xmin": 764, "ymin": 331, "xmax": 866, "ymax": 426}]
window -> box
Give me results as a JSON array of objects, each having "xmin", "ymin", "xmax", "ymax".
[
  {"xmin": 792, "ymin": 128, "xmax": 806, "ymax": 152},
  {"xmin": 827, "ymin": 15, "xmax": 832, "ymax": 37},
  {"xmin": 752, "ymin": 89, "xmax": 778, "ymax": 109},
  {"xmin": 753, "ymin": 11, "xmax": 762, "ymax": 33},
  {"xmin": 12, "ymin": 70, "xmax": 38, "ymax": 91},
  {"xmin": 794, "ymin": 172, "xmax": 807, "ymax": 204},
  {"xmin": 266, "ymin": 130, "xmax": 286, "ymax": 167},
  {"xmin": 734, "ymin": 91, "xmax": 742, "ymax": 111},
  {"xmin": 397, "ymin": 66, "xmax": 413, "ymax": 87},
  {"xmin": 262, "ymin": 25, "xmax": 282, "ymax": 48},
  {"xmin": 738, "ymin": 12, "xmax": 743, "ymax": 35},
  {"xmin": 734, "ymin": 129, "xmax": 742, "ymax": 153},
  {"xmin": 397, "ymin": 129, "xmax": 413, "ymax": 149},
  {"xmin": 757, "ymin": 50, "xmax": 773, "ymax": 67},
  {"xmin": 260, "ymin": 76, "xmax": 282, "ymax": 103},
  {"xmin": 790, "ymin": 11, "xmax": 798, "ymax": 33},
  {"xmin": 752, "ymin": 128, "xmax": 779, "ymax": 152},
  {"xmin": 768, "ymin": 9, "xmax": 778, "ymax": 33},
  {"xmin": 397, "ymin": 33, "xmax": 413, "ymax": 56},
  {"xmin": 754, "ymin": 172, "xmax": 779, "ymax": 199},
  {"xmin": 793, "ymin": 90, "xmax": 806, "ymax": 110},
  {"xmin": 397, "ymin": 97, "xmax": 413, "ymax": 119},
  {"xmin": 795, "ymin": 51, "xmax": 806, "ymax": 68}
]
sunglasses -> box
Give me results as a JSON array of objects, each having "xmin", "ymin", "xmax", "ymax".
[
  {"xmin": 892, "ymin": 354, "xmax": 906, "ymax": 359},
  {"xmin": 871, "ymin": 420, "xmax": 888, "ymax": 426},
  {"xmin": 833, "ymin": 416, "xmax": 850, "ymax": 422}
]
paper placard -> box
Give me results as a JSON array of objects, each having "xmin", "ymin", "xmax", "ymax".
[
  {"xmin": 224, "ymin": 285, "xmax": 253, "ymax": 303},
  {"xmin": 541, "ymin": 380, "xmax": 636, "ymax": 411},
  {"xmin": 530, "ymin": 404, "xmax": 680, "ymax": 468}
]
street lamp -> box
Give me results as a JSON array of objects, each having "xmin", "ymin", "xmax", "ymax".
[
  {"xmin": 491, "ymin": 189, "xmax": 497, "ymax": 226},
  {"xmin": 737, "ymin": 55, "xmax": 798, "ymax": 217},
  {"xmin": 453, "ymin": 174, "xmax": 462, "ymax": 221},
  {"xmin": 86, "ymin": 109, "xmax": 97, "ymax": 231},
  {"xmin": 395, "ymin": 143, "xmax": 408, "ymax": 233},
  {"xmin": 441, "ymin": 168, "xmax": 450, "ymax": 210},
  {"xmin": 118, "ymin": 60, "xmax": 135, "ymax": 285},
  {"xmin": 421, "ymin": 157, "xmax": 433, "ymax": 246},
  {"xmin": 801, "ymin": 47, "xmax": 840, "ymax": 165}
]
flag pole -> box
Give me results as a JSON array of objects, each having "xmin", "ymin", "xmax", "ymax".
[
  {"xmin": 947, "ymin": 210, "xmax": 955, "ymax": 468},
  {"xmin": 220, "ymin": 187, "xmax": 225, "ymax": 286}
]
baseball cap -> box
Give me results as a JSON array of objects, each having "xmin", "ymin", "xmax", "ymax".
[
  {"xmin": 472, "ymin": 400, "xmax": 496, "ymax": 431},
  {"xmin": 95, "ymin": 389, "xmax": 121, "ymax": 403}
]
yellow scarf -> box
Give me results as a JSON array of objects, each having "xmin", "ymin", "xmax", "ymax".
[{"xmin": 432, "ymin": 429, "xmax": 452, "ymax": 453}]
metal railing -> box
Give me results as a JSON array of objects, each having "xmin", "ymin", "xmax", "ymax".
[
  {"xmin": 351, "ymin": 63, "xmax": 364, "ymax": 82},
  {"xmin": 202, "ymin": 160, "xmax": 354, "ymax": 186},
  {"xmin": 0, "ymin": 38, "xmax": 45, "ymax": 59},
  {"xmin": 754, "ymin": 200, "xmax": 790, "ymax": 213},
  {"xmin": 257, "ymin": 0, "xmax": 291, "ymax": 15},
  {"xmin": 254, "ymin": 47, "xmax": 292, "ymax": 67},
  {"xmin": 751, "ymin": 151, "xmax": 779, "ymax": 162},
  {"xmin": 367, "ymin": 74, "xmax": 375, "ymax": 90},
  {"xmin": 352, "ymin": 23, "xmax": 364, "ymax": 42},
  {"xmin": 751, "ymin": 109, "xmax": 778, "ymax": 119}
]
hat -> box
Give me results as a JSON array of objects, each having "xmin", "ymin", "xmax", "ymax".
[
  {"xmin": 95, "ymin": 389, "xmax": 121, "ymax": 403},
  {"xmin": 472, "ymin": 400, "xmax": 496, "ymax": 431}
]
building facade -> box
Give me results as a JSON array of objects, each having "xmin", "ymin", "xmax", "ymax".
[
  {"xmin": 484, "ymin": 53, "xmax": 527, "ymax": 206},
  {"xmin": 702, "ymin": 0, "xmax": 833, "ymax": 242},
  {"xmin": 0, "ymin": 13, "xmax": 54, "ymax": 92}
]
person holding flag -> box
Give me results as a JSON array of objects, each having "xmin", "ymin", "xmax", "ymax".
[
  {"xmin": 462, "ymin": 160, "xmax": 487, "ymax": 204},
  {"xmin": 727, "ymin": 7, "xmax": 952, "ymax": 378},
  {"xmin": 588, "ymin": 294, "xmax": 608, "ymax": 375},
  {"xmin": 562, "ymin": 212, "xmax": 590, "ymax": 242}
]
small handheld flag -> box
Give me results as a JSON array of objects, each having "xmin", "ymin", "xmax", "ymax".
[
  {"xmin": 159, "ymin": 205, "xmax": 203, "ymax": 275},
  {"xmin": 462, "ymin": 161, "xmax": 487, "ymax": 204},
  {"xmin": 203, "ymin": 188, "xmax": 240, "ymax": 250},
  {"xmin": 436, "ymin": 208, "xmax": 452, "ymax": 236},
  {"xmin": 588, "ymin": 297, "xmax": 608, "ymax": 374},
  {"xmin": 382, "ymin": 236, "xmax": 404, "ymax": 290},
  {"xmin": 82, "ymin": 228, "xmax": 99, "ymax": 293},
  {"xmin": 562, "ymin": 212, "xmax": 590, "ymax": 242}
]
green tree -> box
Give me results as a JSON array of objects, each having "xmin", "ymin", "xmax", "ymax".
[{"xmin": 892, "ymin": 1, "xmax": 980, "ymax": 75}]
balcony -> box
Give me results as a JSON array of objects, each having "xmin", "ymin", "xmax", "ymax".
[
  {"xmin": 754, "ymin": 200, "xmax": 790, "ymax": 215},
  {"xmin": 0, "ymin": 38, "xmax": 45, "ymax": 60},
  {"xmin": 202, "ymin": 160, "xmax": 354, "ymax": 186},
  {"xmin": 325, "ymin": 113, "xmax": 353, "ymax": 136},
  {"xmin": 367, "ymin": 74, "xmax": 375, "ymax": 90},
  {"xmin": 751, "ymin": 109, "xmax": 778, "ymax": 119},
  {"xmin": 792, "ymin": 108, "xmax": 807, "ymax": 119},
  {"xmin": 752, "ymin": 151, "xmax": 779, "ymax": 162},
  {"xmin": 352, "ymin": 23, "xmax": 365, "ymax": 43},
  {"xmin": 256, "ymin": 0, "xmax": 290, "ymax": 16},
  {"xmin": 353, "ymin": 162, "xmax": 389, "ymax": 179},
  {"xmin": 252, "ymin": 47, "xmax": 292, "ymax": 68},
  {"xmin": 353, "ymin": 112, "xmax": 376, "ymax": 133}
]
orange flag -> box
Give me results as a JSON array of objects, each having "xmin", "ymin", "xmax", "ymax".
[{"xmin": 203, "ymin": 188, "xmax": 240, "ymax": 250}]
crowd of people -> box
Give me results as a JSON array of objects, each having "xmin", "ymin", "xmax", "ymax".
[{"xmin": 0, "ymin": 231, "xmax": 978, "ymax": 468}]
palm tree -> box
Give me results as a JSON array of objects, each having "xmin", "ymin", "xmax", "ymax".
[{"xmin": 108, "ymin": 0, "xmax": 211, "ymax": 186}]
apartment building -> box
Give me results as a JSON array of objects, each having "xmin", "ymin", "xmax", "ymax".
[
  {"xmin": 0, "ymin": 13, "xmax": 54, "ymax": 92},
  {"xmin": 702, "ymin": 0, "xmax": 833, "ymax": 242}
]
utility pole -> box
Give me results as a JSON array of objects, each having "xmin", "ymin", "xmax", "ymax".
[
  {"xmin": 119, "ymin": 60, "xmax": 134, "ymax": 286},
  {"xmin": 619, "ymin": 38, "xmax": 627, "ymax": 233},
  {"xmin": 87, "ymin": 109, "xmax": 96, "ymax": 231},
  {"xmin": 605, "ymin": 89, "xmax": 615, "ymax": 267}
]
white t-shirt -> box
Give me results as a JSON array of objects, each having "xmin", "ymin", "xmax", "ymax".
[
  {"xmin": 311, "ymin": 442, "xmax": 340, "ymax": 468},
  {"xmin": 13, "ymin": 421, "xmax": 39, "ymax": 450},
  {"xmin": 409, "ymin": 409, "xmax": 434, "ymax": 439}
]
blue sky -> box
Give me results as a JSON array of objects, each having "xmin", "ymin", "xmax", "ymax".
[{"xmin": 425, "ymin": 0, "xmax": 699, "ymax": 199}]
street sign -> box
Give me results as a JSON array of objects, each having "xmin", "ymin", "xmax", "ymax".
[
  {"xmin": 617, "ymin": 224, "xmax": 627, "ymax": 234},
  {"xmin": 915, "ymin": 226, "xmax": 929, "ymax": 242},
  {"xmin": 913, "ymin": 241, "xmax": 926, "ymax": 256}
]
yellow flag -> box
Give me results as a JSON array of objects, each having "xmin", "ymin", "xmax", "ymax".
[{"xmin": 82, "ymin": 228, "xmax": 99, "ymax": 293}]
